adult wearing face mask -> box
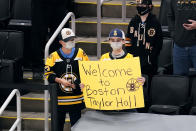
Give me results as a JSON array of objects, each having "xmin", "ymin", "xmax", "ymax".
[
  {"xmin": 125, "ymin": 0, "xmax": 163, "ymax": 78},
  {"xmin": 45, "ymin": 28, "xmax": 89, "ymax": 131}
]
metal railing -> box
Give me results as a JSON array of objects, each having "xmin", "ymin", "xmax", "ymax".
[
  {"xmin": 0, "ymin": 83, "xmax": 58, "ymax": 131},
  {"xmin": 97, "ymin": 0, "xmax": 126, "ymax": 58},
  {"xmin": 44, "ymin": 12, "xmax": 75, "ymax": 131},
  {"xmin": 0, "ymin": 89, "xmax": 21, "ymax": 131},
  {"xmin": 122, "ymin": 0, "xmax": 127, "ymax": 22}
]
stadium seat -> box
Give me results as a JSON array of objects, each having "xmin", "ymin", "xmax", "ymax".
[
  {"xmin": 190, "ymin": 78, "xmax": 196, "ymax": 115},
  {"xmin": 0, "ymin": 30, "xmax": 25, "ymax": 107},
  {"xmin": 161, "ymin": 26, "xmax": 170, "ymax": 38},
  {"xmin": 157, "ymin": 37, "xmax": 173, "ymax": 75},
  {"xmin": 0, "ymin": 0, "xmax": 11, "ymax": 28},
  {"xmin": 0, "ymin": 30, "xmax": 23, "ymax": 59},
  {"xmin": 7, "ymin": 0, "xmax": 32, "ymax": 67},
  {"xmin": 8, "ymin": 0, "xmax": 32, "ymax": 28},
  {"xmin": 189, "ymin": 68, "xmax": 196, "ymax": 76},
  {"xmin": 149, "ymin": 75, "xmax": 189, "ymax": 115},
  {"xmin": 159, "ymin": 0, "xmax": 169, "ymax": 26},
  {"xmin": 0, "ymin": 30, "xmax": 24, "ymax": 82},
  {"xmin": 159, "ymin": 0, "xmax": 171, "ymax": 37}
]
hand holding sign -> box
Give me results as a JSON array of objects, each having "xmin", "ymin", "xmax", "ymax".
[
  {"xmin": 137, "ymin": 77, "xmax": 145, "ymax": 86},
  {"xmin": 80, "ymin": 83, "xmax": 85, "ymax": 92}
]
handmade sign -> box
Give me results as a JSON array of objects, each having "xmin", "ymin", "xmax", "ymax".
[{"xmin": 79, "ymin": 57, "xmax": 144, "ymax": 110}]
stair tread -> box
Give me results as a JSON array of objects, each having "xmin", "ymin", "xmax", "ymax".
[
  {"xmin": 75, "ymin": 17, "xmax": 130, "ymax": 24},
  {"xmin": 21, "ymin": 92, "xmax": 44, "ymax": 99},
  {"xmin": 76, "ymin": 37, "xmax": 108, "ymax": 43},
  {"xmin": 0, "ymin": 111, "xmax": 46, "ymax": 119},
  {"xmin": 75, "ymin": 0, "xmax": 161, "ymax": 6}
]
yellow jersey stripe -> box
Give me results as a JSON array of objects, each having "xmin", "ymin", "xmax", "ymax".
[
  {"xmin": 58, "ymin": 101, "xmax": 83, "ymax": 105},
  {"xmin": 58, "ymin": 95, "xmax": 83, "ymax": 99}
]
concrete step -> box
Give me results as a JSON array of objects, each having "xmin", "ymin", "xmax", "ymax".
[
  {"xmin": 21, "ymin": 92, "xmax": 46, "ymax": 112},
  {"xmin": 0, "ymin": 111, "xmax": 70, "ymax": 131},
  {"xmin": 75, "ymin": 0, "xmax": 160, "ymax": 18},
  {"xmin": 75, "ymin": 18, "xmax": 169, "ymax": 38},
  {"xmin": 20, "ymin": 87, "xmax": 97, "ymax": 112},
  {"xmin": 75, "ymin": 17, "xmax": 130, "ymax": 37},
  {"xmin": 76, "ymin": 37, "xmax": 111, "ymax": 56}
]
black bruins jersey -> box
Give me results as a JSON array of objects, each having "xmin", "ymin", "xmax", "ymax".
[
  {"xmin": 126, "ymin": 13, "xmax": 163, "ymax": 75},
  {"xmin": 45, "ymin": 48, "xmax": 89, "ymax": 106}
]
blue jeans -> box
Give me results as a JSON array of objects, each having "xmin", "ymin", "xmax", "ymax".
[{"xmin": 173, "ymin": 44, "xmax": 196, "ymax": 75}]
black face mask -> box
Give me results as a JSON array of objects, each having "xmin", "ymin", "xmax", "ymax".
[{"xmin": 136, "ymin": 6, "xmax": 150, "ymax": 16}]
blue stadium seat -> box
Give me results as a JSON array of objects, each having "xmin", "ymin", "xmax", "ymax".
[{"xmin": 149, "ymin": 75, "xmax": 189, "ymax": 115}]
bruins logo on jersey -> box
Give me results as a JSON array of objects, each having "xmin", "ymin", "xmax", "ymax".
[
  {"xmin": 148, "ymin": 28, "xmax": 156, "ymax": 37},
  {"xmin": 130, "ymin": 27, "xmax": 134, "ymax": 33},
  {"xmin": 60, "ymin": 73, "xmax": 78, "ymax": 93}
]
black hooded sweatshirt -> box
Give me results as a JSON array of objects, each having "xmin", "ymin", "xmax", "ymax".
[
  {"xmin": 126, "ymin": 13, "xmax": 163, "ymax": 75},
  {"xmin": 167, "ymin": 0, "xmax": 196, "ymax": 47}
]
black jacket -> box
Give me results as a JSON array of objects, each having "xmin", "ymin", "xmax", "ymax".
[
  {"xmin": 126, "ymin": 13, "xmax": 163, "ymax": 74},
  {"xmin": 167, "ymin": 0, "xmax": 196, "ymax": 47}
]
